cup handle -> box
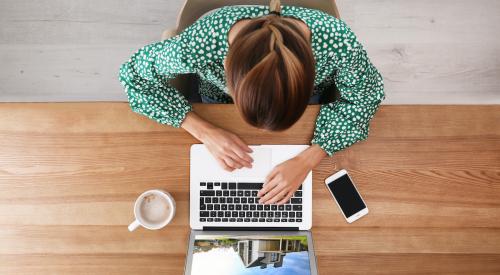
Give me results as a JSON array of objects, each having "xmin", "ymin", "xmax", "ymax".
[{"xmin": 128, "ymin": 219, "xmax": 141, "ymax": 232}]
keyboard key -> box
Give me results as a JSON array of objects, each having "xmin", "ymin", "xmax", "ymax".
[
  {"xmin": 248, "ymin": 198, "xmax": 255, "ymax": 204},
  {"xmin": 207, "ymin": 218, "xmax": 214, "ymax": 222},
  {"xmin": 264, "ymin": 205, "xmax": 270, "ymax": 211},
  {"xmin": 221, "ymin": 205, "xmax": 227, "ymax": 210},
  {"xmin": 289, "ymin": 212, "xmax": 295, "ymax": 218},
  {"xmin": 217, "ymin": 211, "xmax": 224, "ymax": 217},
  {"xmin": 210, "ymin": 211, "xmax": 216, "ymax": 217},
  {"xmin": 252, "ymin": 191, "xmax": 258, "ymax": 196},
  {"xmin": 230, "ymin": 218, "xmax": 236, "ymax": 222},
  {"xmin": 298, "ymin": 185, "xmax": 302, "ymax": 190},
  {"xmin": 291, "ymin": 198, "xmax": 302, "ymax": 204},
  {"xmin": 214, "ymin": 182, "xmax": 220, "ymax": 186},
  {"xmin": 294, "ymin": 191, "xmax": 302, "ymax": 197},
  {"xmin": 222, "ymin": 218, "xmax": 228, "ymax": 222},
  {"xmin": 200, "ymin": 211, "xmax": 209, "ymax": 217},
  {"xmin": 207, "ymin": 205, "xmax": 213, "ymax": 210},
  {"xmin": 200, "ymin": 182, "xmax": 206, "ymax": 186},
  {"xmin": 215, "ymin": 218, "xmax": 221, "ymax": 222},
  {"xmin": 225, "ymin": 211, "xmax": 231, "ymax": 217},
  {"xmin": 257, "ymin": 205, "xmax": 263, "ymax": 210},
  {"xmin": 229, "ymin": 182, "xmax": 236, "ymax": 189},
  {"xmin": 289, "ymin": 219, "xmax": 295, "ymax": 222},
  {"xmin": 266, "ymin": 218, "xmax": 273, "ymax": 222},
  {"xmin": 200, "ymin": 204, "xmax": 206, "ymax": 210},
  {"xmin": 293, "ymin": 205, "xmax": 302, "ymax": 211},
  {"xmin": 297, "ymin": 212, "xmax": 302, "ymax": 218},
  {"xmin": 214, "ymin": 205, "xmax": 220, "ymax": 210},
  {"xmin": 246, "ymin": 212, "xmax": 252, "ymax": 217},
  {"xmin": 244, "ymin": 191, "xmax": 251, "ymax": 197},
  {"xmin": 238, "ymin": 182, "xmax": 264, "ymax": 190},
  {"xmin": 274, "ymin": 219, "xmax": 280, "ymax": 222},
  {"xmin": 213, "ymin": 198, "xmax": 219, "ymax": 204},
  {"xmin": 200, "ymin": 218, "xmax": 206, "ymax": 222},
  {"xmin": 261, "ymin": 212, "xmax": 267, "ymax": 218},
  {"xmin": 252, "ymin": 218, "xmax": 258, "ymax": 222},
  {"xmin": 281, "ymin": 218, "xmax": 287, "ymax": 222},
  {"xmin": 232, "ymin": 211, "xmax": 238, "ymax": 217},
  {"xmin": 244, "ymin": 218, "xmax": 251, "ymax": 222},
  {"xmin": 285, "ymin": 205, "xmax": 291, "ymax": 211},
  {"xmin": 250, "ymin": 205, "xmax": 256, "ymax": 210},
  {"xmin": 259, "ymin": 218, "xmax": 265, "ymax": 222},
  {"xmin": 227, "ymin": 198, "xmax": 233, "ymax": 203},
  {"xmin": 230, "ymin": 191, "xmax": 236, "ymax": 196},
  {"xmin": 205, "ymin": 197, "xmax": 212, "ymax": 204},
  {"xmin": 237, "ymin": 218, "xmax": 243, "ymax": 222},
  {"xmin": 237, "ymin": 191, "xmax": 244, "ymax": 196},
  {"xmin": 236, "ymin": 205, "xmax": 242, "ymax": 211},
  {"xmin": 207, "ymin": 182, "xmax": 213, "ymax": 189},
  {"xmin": 221, "ymin": 182, "xmax": 228, "ymax": 189},
  {"xmin": 243, "ymin": 205, "xmax": 249, "ymax": 211},
  {"xmin": 276, "ymin": 212, "xmax": 281, "ymax": 218},
  {"xmin": 253, "ymin": 212, "xmax": 259, "ymax": 217},
  {"xmin": 271, "ymin": 205, "xmax": 277, "ymax": 211},
  {"xmin": 200, "ymin": 198, "xmax": 204, "ymax": 205},
  {"xmin": 268, "ymin": 212, "xmax": 274, "ymax": 217},
  {"xmin": 282, "ymin": 212, "xmax": 288, "ymax": 218},
  {"xmin": 278, "ymin": 205, "xmax": 284, "ymax": 211},
  {"xmin": 234, "ymin": 198, "xmax": 240, "ymax": 204},
  {"xmin": 220, "ymin": 198, "xmax": 226, "ymax": 204},
  {"xmin": 297, "ymin": 219, "xmax": 302, "ymax": 222},
  {"xmin": 239, "ymin": 212, "xmax": 245, "ymax": 217},
  {"xmin": 223, "ymin": 191, "xmax": 229, "ymax": 196},
  {"xmin": 200, "ymin": 190, "xmax": 215, "ymax": 196},
  {"xmin": 229, "ymin": 205, "xmax": 235, "ymax": 210},
  {"xmin": 241, "ymin": 198, "xmax": 247, "ymax": 204},
  {"xmin": 216, "ymin": 190, "xmax": 222, "ymax": 196}
]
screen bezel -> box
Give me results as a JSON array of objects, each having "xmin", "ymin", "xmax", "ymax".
[
  {"xmin": 184, "ymin": 230, "xmax": 318, "ymax": 275},
  {"xmin": 324, "ymin": 169, "xmax": 368, "ymax": 223}
]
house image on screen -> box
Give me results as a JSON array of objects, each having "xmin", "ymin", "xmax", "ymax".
[{"xmin": 236, "ymin": 238, "xmax": 303, "ymax": 269}]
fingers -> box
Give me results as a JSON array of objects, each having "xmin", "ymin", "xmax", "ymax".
[
  {"xmin": 258, "ymin": 179, "xmax": 282, "ymax": 204},
  {"xmin": 276, "ymin": 190, "xmax": 294, "ymax": 205},
  {"xmin": 231, "ymin": 135, "xmax": 253, "ymax": 153},
  {"xmin": 258, "ymin": 171, "xmax": 279, "ymax": 197},
  {"xmin": 265, "ymin": 189, "xmax": 289, "ymax": 205},
  {"xmin": 215, "ymin": 157, "xmax": 233, "ymax": 172},
  {"xmin": 226, "ymin": 150, "xmax": 252, "ymax": 168},
  {"xmin": 223, "ymin": 155, "xmax": 243, "ymax": 170}
]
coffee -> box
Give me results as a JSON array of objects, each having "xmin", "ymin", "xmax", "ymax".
[{"xmin": 139, "ymin": 194, "xmax": 171, "ymax": 226}]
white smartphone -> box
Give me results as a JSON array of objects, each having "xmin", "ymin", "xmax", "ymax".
[{"xmin": 324, "ymin": 169, "xmax": 369, "ymax": 223}]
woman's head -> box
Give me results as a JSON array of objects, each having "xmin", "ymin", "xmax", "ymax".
[{"xmin": 225, "ymin": 0, "xmax": 315, "ymax": 131}]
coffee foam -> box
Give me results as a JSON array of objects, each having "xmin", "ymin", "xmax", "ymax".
[{"xmin": 139, "ymin": 194, "xmax": 171, "ymax": 226}]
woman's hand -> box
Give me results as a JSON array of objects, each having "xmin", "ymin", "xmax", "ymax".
[
  {"xmin": 200, "ymin": 127, "xmax": 253, "ymax": 171},
  {"xmin": 258, "ymin": 144, "xmax": 327, "ymax": 204},
  {"xmin": 181, "ymin": 112, "xmax": 253, "ymax": 171}
]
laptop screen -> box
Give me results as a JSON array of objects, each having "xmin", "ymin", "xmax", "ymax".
[{"xmin": 189, "ymin": 234, "xmax": 312, "ymax": 275}]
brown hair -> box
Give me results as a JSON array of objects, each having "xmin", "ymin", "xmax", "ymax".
[{"xmin": 225, "ymin": 0, "xmax": 315, "ymax": 131}]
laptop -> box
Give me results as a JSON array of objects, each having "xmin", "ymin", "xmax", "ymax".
[{"xmin": 185, "ymin": 144, "xmax": 318, "ymax": 275}]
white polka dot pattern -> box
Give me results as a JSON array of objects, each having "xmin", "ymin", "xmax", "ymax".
[{"xmin": 119, "ymin": 5, "xmax": 385, "ymax": 155}]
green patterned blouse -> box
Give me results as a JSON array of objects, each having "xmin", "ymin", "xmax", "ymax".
[{"xmin": 119, "ymin": 5, "xmax": 384, "ymax": 156}]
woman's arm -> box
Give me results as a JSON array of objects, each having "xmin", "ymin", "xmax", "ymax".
[{"xmin": 258, "ymin": 18, "xmax": 384, "ymax": 205}]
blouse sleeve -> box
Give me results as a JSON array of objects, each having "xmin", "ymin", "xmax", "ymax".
[
  {"xmin": 311, "ymin": 20, "xmax": 385, "ymax": 156},
  {"xmin": 119, "ymin": 33, "xmax": 195, "ymax": 128}
]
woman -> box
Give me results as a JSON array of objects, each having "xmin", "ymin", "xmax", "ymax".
[{"xmin": 119, "ymin": 0, "xmax": 384, "ymax": 205}]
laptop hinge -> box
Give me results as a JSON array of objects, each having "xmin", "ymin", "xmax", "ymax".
[{"xmin": 203, "ymin": 227, "xmax": 299, "ymax": 231}]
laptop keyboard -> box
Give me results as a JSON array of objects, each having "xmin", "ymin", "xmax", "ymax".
[{"xmin": 198, "ymin": 182, "xmax": 303, "ymax": 223}]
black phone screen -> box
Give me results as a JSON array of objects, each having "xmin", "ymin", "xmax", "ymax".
[{"xmin": 327, "ymin": 174, "xmax": 366, "ymax": 218}]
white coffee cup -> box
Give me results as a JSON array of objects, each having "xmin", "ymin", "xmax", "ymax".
[{"xmin": 128, "ymin": 189, "xmax": 176, "ymax": 231}]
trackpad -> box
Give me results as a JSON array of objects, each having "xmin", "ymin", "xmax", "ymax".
[{"xmin": 230, "ymin": 146, "xmax": 272, "ymax": 178}]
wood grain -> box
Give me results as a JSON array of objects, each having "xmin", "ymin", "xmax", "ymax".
[{"xmin": 0, "ymin": 103, "xmax": 499, "ymax": 274}]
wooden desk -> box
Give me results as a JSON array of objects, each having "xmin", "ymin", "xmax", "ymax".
[{"xmin": 0, "ymin": 104, "xmax": 499, "ymax": 274}]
